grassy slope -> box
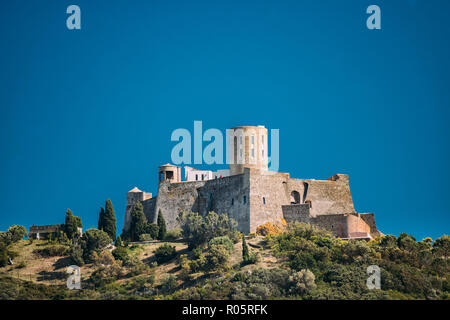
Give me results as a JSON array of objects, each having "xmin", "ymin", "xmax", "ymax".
[{"xmin": 0, "ymin": 236, "xmax": 271, "ymax": 291}]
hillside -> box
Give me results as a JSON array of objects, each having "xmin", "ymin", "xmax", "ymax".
[{"xmin": 0, "ymin": 223, "xmax": 448, "ymax": 300}]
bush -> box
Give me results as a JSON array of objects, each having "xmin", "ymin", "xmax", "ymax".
[
  {"xmin": 112, "ymin": 247, "xmax": 129, "ymax": 262},
  {"xmin": 0, "ymin": 244, "xmax": 9, "ymax": 267},
  {"xmin": 242, "ymin": 251, "xmax": 259, "ymax": 266},
  {"xmin": 145, "ymin": 224, "xmax": 159, "ymax": 240},
  {"xmin": 33, "ymin": 245, "xmax": 69, "ymax": 257},
  {"xmin": 289, "ymin": 269, "xmax": 316, "ymax": 295},
  {"xmin": 90, "ymin": 264, "xmax": 122, "ymax": 288},
  {"xmin": 256, "ymin": 222, "xmax": 284, "ymax": 236},
  {"xmin": 203, "ymin": 244, "xmax": 230, "ymax": 273},
  {"xmin": 209, "ymin": 236, "xmax": 234, "ymax": 254},
  {"xmin": 177, "ymin": 211, "xmax": 239, "ymax": 249},
  {"xmin": 154, "ymin": 243, "xmax": 177, "ymax": 264},
  {"xmin": 165, "ymin": 228, "xmax": 182, "ymax": 240},
  {"xmin": 192, "ymin": 247, "xmax": 202, "ymax": 260},
  {"xmin": 0, "ymin": 225, "xmax": 27, "ymax": 246},
  {"xmin": 139, "ymin": 234, "xmax": 153, "ymax": 242},
  {"xmin": 80, "ymin": 229, "xmax": 112, "ymax": 262},
  {"xmin": 161, "ymin": 274, "xmax": 177, "ymax": 294},
  {"xmin": 69, "ymin": 242, "xmax": 84, "ymax": 266}
]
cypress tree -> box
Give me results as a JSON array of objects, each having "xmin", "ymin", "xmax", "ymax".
[
  {"xmin": 157, "ymin": 210, "xmax": 167, "ymax": 240},
  {"xmin": 65, "ymin": 209, "xmax": 78, "ymax": 240},
  {"xmin": 98, "ymin": 207, "xmax": 105, "ymax": 231},
  {"xmin": 242, "ymin": 235, "xmax": 249, "ymax": 262},
  {"xmin": 130, "ymin": 201, "xmax": 146, "ymax": 242},
  {"xmin": 103, "ymin": 199, "xmax": 117, "ymax": 241},
  {"xmin": 115, "ymin": 235, "xmax": 123, "ymax": 247}
]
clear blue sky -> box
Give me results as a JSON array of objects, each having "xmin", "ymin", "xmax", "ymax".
[{"xmin": 1, "ymin": 0, "xmax": 449, "ymax": 240}]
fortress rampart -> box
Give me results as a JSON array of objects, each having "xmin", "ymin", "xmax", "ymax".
[{"xmin": 123, "ymin": 125, "xmax": 381, "ymax": 239}]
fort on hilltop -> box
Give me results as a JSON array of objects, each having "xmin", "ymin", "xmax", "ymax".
[{"xmin": 123, "ymin": 125, "xmax": 381, "ymax": 239}]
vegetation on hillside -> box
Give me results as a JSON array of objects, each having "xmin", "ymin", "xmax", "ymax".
[{"xmin": 0, "ymin": 208, "xmax": 448, "ymax": 300}]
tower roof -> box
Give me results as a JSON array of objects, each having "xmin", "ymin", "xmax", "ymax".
[
  {"xmin": 128, "ymin": 187, "xmax": 142, "ymax": 193},
  {"xmin": 159, "ymin": 163, "xmax": 179, "ymax": 168}
]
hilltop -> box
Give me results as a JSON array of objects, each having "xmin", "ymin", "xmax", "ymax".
[{"xmin": 0, "ymin": 222, "xmax": 448, "ymax": 300}]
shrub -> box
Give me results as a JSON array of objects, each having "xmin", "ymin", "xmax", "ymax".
[
  {"xmin": 242, "ymin": 251, "xmax": 259, "ymax": 266},
  {"xmin": 256, "ymin": 222, "xmax": 284, "ymax": 236},
  {"xmin": 161, "ymin": 274, "xmax": 177, "ymax": 293},
  {"xmin": 0, "ymin": 244, "xmax": 9, "ymax": 267},
  {"xmin": 112, "ymin": 246, "xmax": 129, "ymax": 262},
  {"xmin": 177, "ymin": 211, "xmax": 238, "ymax": 249},
  {"xmin": 0, "ymin": 225, "xmax": 27, "ymax": 246},
  {"xmin": 165, "ymin": 228, "xmax": 182, "ymax": 240},
  {"xmin": 139, "ymin": 234, "xmax": 153, "ymax": 242},
  {"xmin": 34, "ymin": 245, "xmax": 69, "ymax": 257},
  {"xmin": 203, "ymin": 244, "xmax": 230, "ymax": 273},
  {"xmin": 123, "ymin": 255, "xmax": 147, "ymax": 276},
  {"xmin": 69, "ymin": 242, "xmax": 84, "ymax": 266},
  {"xmin": 145, "ymin": 224, "xmax": 159, "ymax": 240},
  {"xmin": 289, "ymin": 269, "xmax": 316, "ymax": 295},
  {"xmin": 192, "ymin": 247, "xmax": 202, "ymax": 260},
  {"xmin": 154, "ymin": 243, "xmax": 177, "ymax": 264},
  {"xmin": 90, "ymin": 264, "xmax": 122, "ymax": 288},
  {"xmin": 95, "ymin": 250, "xmax": 116, "ymax": 266},
  {"xmin": 209, "ymin": 236, "xmax": 234, "ymax": 254},
  {"xmin": 80, "ymin": 229, "xmax": 112, "ymax": 262}
]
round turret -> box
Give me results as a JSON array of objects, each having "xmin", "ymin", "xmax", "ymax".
[
  {"xmin": 228, "ymin": 125, "xmax": 268, "ymax": 175},
  {"xmin": 158, "ymin": 163, "xmax": 181, "ymax": 183}
]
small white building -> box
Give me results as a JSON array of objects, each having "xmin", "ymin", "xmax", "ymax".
[{"xmin": 184, "ymin": 166, "xmax": 230, "ymax": 182}]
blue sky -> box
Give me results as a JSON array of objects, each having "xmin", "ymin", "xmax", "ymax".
[{"xmin": 0, "ymin": 0, "xmax": 449, "ymax": 240}]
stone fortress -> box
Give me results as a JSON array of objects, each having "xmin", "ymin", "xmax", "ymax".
[{"xmin": 123, "ymin": 125, "xmax": 382, "ymax": 239}]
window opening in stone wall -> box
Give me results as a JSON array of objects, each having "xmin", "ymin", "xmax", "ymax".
[
  {"xmin": 290, "ymin": 191, "xmax": 300, "ymax": 204},
  {"xmin": 303, "ymin": 182, "xmax": 309, "ymax": 203}
]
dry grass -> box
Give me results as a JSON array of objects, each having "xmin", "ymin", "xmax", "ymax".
[{"xmin": 0, "ymin": 236, "xmax": 279, "ymax": 288}]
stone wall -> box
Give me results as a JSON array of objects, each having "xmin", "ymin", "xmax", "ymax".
[
  {"xmin": 123, "ymin": 166, "xmax": 379, "ymax": 238},
  {"xmin": 153, "ymin": 181, "xmax": 207, "ymax": 229},
  {"xmin": 313, "ymin": 214, "xmax": 349, "ymax": 238},
  {"xmin": 282, "ymin": 204, "xmax": 311, "ymax": 223},
  {"xmin": 197, "ymin": 173, "xmax": 250, "ymax": 233}
]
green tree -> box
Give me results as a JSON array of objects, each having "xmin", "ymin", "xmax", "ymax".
[
  {"xmin": 98, "ymin": 207, "xmax": 105, "ymax": 231},
  {"xmin": 157, "ymin": 210, "xmax": 167, "ymax": 240},
  {"xmin": 242, "ymin": 235, "xmax": 249, "ymax": 261},
  {"xmin": 433, "ymin": 235, "xmax": 450, "ymax": 259},
  {"xmin": 289, "ymin": 269, "xmax": 317, "ymax": 295},
  {"xmin": 177, "ymin": 211, "xmax": 238, "ymax": 249},
  {"xmin": 154, "ymin": 243, "xmax": 177, "ymax": 263},
  {"xmin": 64, "ymin": 209, "xmax": 82, "ymax": 240},
  {"xmin": 0, "ymin": 225, "xmax": 27, "ymax": 246},
  {"xmin": 103, "ymin": 199, "xmax": 117, "ymax": 241},
  {"xmin": 129, "ymin": 202, "xmax": 147, "ymax": 242},
  {"xmin": 203, "ymin": 244, "xmax": 231, "ymax": 272},
  {"xmin": 145, "ymin": 224, "xmax": 159, "ymax": 239},
  {"xmin": 209, "ymin": 236, "xmax": 234, "ymax": 254},
  {"xmin": 0, "ymin": 243, "xmax": 9, "ymax": 267},
  {"xmin": 80, "ymin": 228, "xmax": 112, "ymax": 262},
  {"xmin": 115, "ymin": 235, "xmax": 123, "ymax": 247}
]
